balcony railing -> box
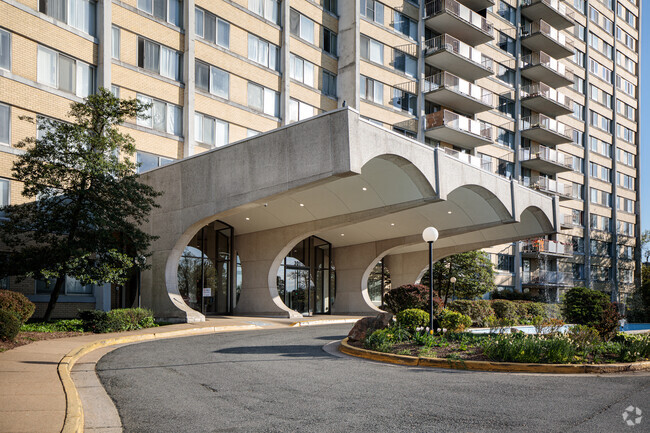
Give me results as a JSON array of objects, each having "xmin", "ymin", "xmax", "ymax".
[
  {"xmin": 423, "ymin": 72, "xmax": 494, "ymax": 106},
  {"xmin": 441, "ymin": 147, "xmax": 486, "ymax": 169},
  {"xmin": 530, "ymin": 177, "xmax": 574, "ymax": 197},
  {"xmin": 521, "ymin": 239, "xmax": 573, "ymax": 255},
  {"xmin": 560, "ymin": 213, "xmax": 582, "ymax": 227},
  {"xmin": 520, "ymin": 145, "xmax": 573, "ymax": 168},
  {"xmin": 521, "ymin": 0, "xmax": 574, "ymax": 22},
  {"xmin": 522, "ymin": 270, "xmax": 574, "ymax": 286},
  {"xmin": 424, "ymin": 34, "xmax": 494, "ymax": 72},
  {"xmin": 521, "ymin": 51, "xmax": 574, "ymax": 81},
  {"xmin": 521, "ymin": 83, "xmax": 572, "ymax": 110},
  {"xmin": 424, "ymin": 0, "xmax": 494, "ymax": 37},
  {"xmin": 521, "ymin": 19, "xmax": 574, "ymax": 56},
  {"xmin": 425, "ymin": 110, "xmax": 493, "ymax": 140},
  {"xmin": 521, "ymin": 114, "xmax": 574, "ymax": 139}
]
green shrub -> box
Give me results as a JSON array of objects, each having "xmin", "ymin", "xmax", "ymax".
[
  {"xmin": 482, "ymin": 333, "xmax": 575, "ymax": 364},
  {"xmin": 490, "ymin": 289, "xmax": 541, "ymax": 302},
  {"xmin": 563, "ymin": 287, "xmax": 609, "ymax": 326},
  {"xmin": 525, "ymin": 303, "xmax": 547, "ymax": 320},
  {"xmin": 78, "ymin": 308, "xmax": 157, "ymax": 333},
  {"xmin": 79, "ymin": 310, "xmax": 114, "ymax": 333},
  {"xmin": 396, "ymin": 308, "xmax": 429, "ymax": 332},
  {"xmin": 364, "ymin": 329, "xmax": 394, "ymax": 352},
  {"xmin": 615, "ymin": 334, "xmax": 650, "ymax": 362},
  {"xmin": 544, "ymin": 303, "xmax": 562, "ymax": 320},
  {"xmin": 594, "ymin": 303, "xmax": 622, "ymax": 341},
  {"xmin": 491, "ymin": 300, "xmax": 518, "ymax": 321},
  {"xmin": 448, "ymin": 300, "xmax": 494, "ymax": 327},
  {"xmin": 0, "ymin": 290, "xmax": 35, "ymax": 324},
  {"xmin": 384, "ymin": 284, "xmax": 443, "ymax": 315},
  {"xmin": 440, "ymin": 309, "xmax": 472, "ymax": 332},
  {"xmin": 0, "ymin": 309, "xmax": 21, "ymax": 342},
  {"xmin": 21, "ymin": 319, "xmax": 84, "ymax": 333},
  {"xmin": 512, "ymin": 301, "xmax": 531, "ymax": 322},
  {"xmin": 567, "ymin": 325, "xmax": 601, "ymax": 350}
]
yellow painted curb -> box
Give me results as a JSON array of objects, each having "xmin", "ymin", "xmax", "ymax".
[
  {"xmin": 291, "ymin": 318, "xmax": 360, "ymax": 327},
  {"xmin": 58, "ymin": 324, "xmax": 260, "ymax": 433},
  {"xmin": 339, "ymin": 338, "xmax": 650, "ymax": 374}
]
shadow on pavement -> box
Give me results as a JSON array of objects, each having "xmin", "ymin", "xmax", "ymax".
[{"xmin": 215, "ymin": 344, "xmax": 335, "ymax": 358}]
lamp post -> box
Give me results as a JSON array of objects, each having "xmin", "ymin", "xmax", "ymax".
[
  {"xmin": 450, "ymin": 276, "xmax": 457, "ymax": 303},
  {"xmin": 422, "ymin": 227, "xmax": 439, "ymax": 332}
]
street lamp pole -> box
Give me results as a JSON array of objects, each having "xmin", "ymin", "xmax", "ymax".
[
  {"xmin": 450, "ymin": 276, "xmax": 457, "ymax": 303},
  {"xmin": 422, "ymin": 227, "xmax": 439, "ymax": 332}
]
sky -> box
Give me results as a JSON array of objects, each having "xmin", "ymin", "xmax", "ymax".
[{"xmin": 640, "ymin": 6, "xmax": 649, "ymax": 233}]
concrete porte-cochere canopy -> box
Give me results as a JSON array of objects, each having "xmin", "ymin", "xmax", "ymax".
[{"xmin": 139, "ymin": 108, "xmax": 559, "ymax": 322}]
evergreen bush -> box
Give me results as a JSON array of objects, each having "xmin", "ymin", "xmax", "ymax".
[
  {"xmin": 0, "ymin": 290, "xmax": 35, "ymax": 324},
  {"xmin": 0, "ymin": 309, "xmax": 21, "ymax": 342}
]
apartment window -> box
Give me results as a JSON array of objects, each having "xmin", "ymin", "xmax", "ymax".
[
  {"xmin": 616, "ymin": 27, "xmax": 636, "ymax": 50},
  {"xmin": 136, "ymin": 94, "xmax": 182, "ymax": 136},
  {"xmin": 360, "ymin": 35, "xmax": 384, "ymax": 65},
  {"xmin": 590, "ymin": 239, "xmax": 611, "ymax": 256},
  {"xmin": 572, "ymin": 102, "xmax": 584, "ymax": 120},
  {"xmin": 195, "ymin": 112, "xmax": 228, "ymax": 147},
  {"xmin": 247, "ymin": 83, "xmax": 280, "ymax": 117},
  {"xmin": 392, "ymin": 88, "xmax": 416, "ymax": 116},
  {"xmin": 589, "ymin": 84, "xmax": 612, "ymax": 108},
  {"xmin": 573, "ymin": 0, "xmax": 586, "ymax": 13},
  {"xmin": 573, "ymin": 48, "xmax": 585, "ymax": 67},
  {"xmin": 111, "ymin": 27, "xmax": 120, "ymax": 59},
  {"xmin": 572, "ymin": 156, "xmax": 584, "ymax": 173},
  {"xmin": 37, "ymin": 46, "xmax": 94, "ymax": 97},
  {"xmin": 323, "ymin": 28, "xmax": 338, "ymax": 56},
  {"xmin": 248, "ymin": 35, "xmax": 280, "ymax": 71},
  {"xmin": 616, "ymin": 51, "xmax": 636, "ymax": 74},
  {"xmin": 617, "ymin": 3, "xmax": 637, "ymax": 28},
  {"xmin": 360, "ymin": 75, "xmax": 383, "ymax": 104},
  {"xmin": 323, "ymin": 0, "xmax": 337, "ymax": 14},
  {"xmin": 589, "ymin": 162, "xmax": 610, "ymax": 182},
  {"xmin": 617, "ymin": 197, "xmax": 634, "ymax": 213},
  {"xmin": 195, "ymin": 8, "xmax": 230, "ymax": 48},
  {"xmin": 137, "ymin": 37, "xmax": 182, "ymax": 81},
  {"xmin": 0, "ymin": 29, "xmax": 9, "ymax": 71},
  {"xmin": 572, "ymin": 264, "xmax": 584, "ymax": 280},
  {"xmin": 590, "ymin": 187, "xmax": 611, "ymax": 207},
  {"xmin": 394, "ymin": 51, "xmax": 417, "ymax": 77},
  {"xmin": 591, "ymin": 265, "xmax": 610, "ymax": 282},
  {"xmin": 618, "ymin": 221, "xmax": 635, "ymax": 236},
  {"xmin": 247, "ymin": 129, "xmax": 260, "ymax": 137},
  {"xmin": 322, "ymin": 70, "xmax": 336, "ymax": 97},
  {"xmin": 290, "ymin": 9, "xmax": 314, "ymax": 44},
  {"xmin": 588, "ymin": 33, "xmax": 613, "ymax": 59},
  {"xmin": 496, "ymin": 127, "xmax": 514, "ymax": 150},
  {"xmin": 589, "ymin": 5, "xmax": 599, "ymax": 23},
  {"xmin": 36, "ymin": 277, "xmax": 94, "ymax": 295},
  {"xmin": 497, "ymin": 1, "xmax": 516, "ymax": 25},
  {"xmin": 497, "ymin": 160, "xmax": 514, "ymax": 179},
  {"xmin": 394, "ymin": 11, "xmax": 417, "ymax": 40},
  {"xmin": 571, "ymin": 182, "xmax": 584, "ymax": 199},
  {"xmin": 589, "ymin": 110, "xmax": 611, "ymax": 133},
  {"xmin": 573, "ymin": 129, "xmax": 583, "ymax": 147},
  {"xmin": 361, "ymin": 0, "xmax": 384, "ymax": 24},
  {"xmin": 617, "ymin": 148, "xmax": 635, "ymax": 167},
  {"xmin": 616, "ymin": 100, "xmax": 636, "ymax": 121},
  {"xmin": 571, "ymin": 209, "xmax": 583, "ymax": 226},
  {"xmin": 290, "ymin": 54, "xmax": 315, "ymax": 87},
  {"xmin": 589, "ymin": 136, "xmax": 611, "ymax": 157},
  {"xmin": 572, "ymin": 76, "xmax": 584, "ymax": 93},
  {"xmin": 136, "ymin": 151, "xmax": 174, "ymax": 173},
  {"xmin": 110, "ymin": 85, "xmax": 119, "ymax": 97},
  {"xmin": 589, "ymin": 58, "xmax": 612, "ymax": 83},
  {"xmin": 495, "ymin": 63, "xmax": 515, "ymax": 86},
  {"xmin": 249, "ymin": 0, "xmax": 280, "ymax": 24},
  {"xmin": 195, "ymin": 61, "xmax": 229, "ymax": 99},
  {"xmin": 616, "ymin": 75, "xmax": 636, "ymax": 97},
  {"xmin": 0, "ymin": 103, "xmax": 9, "ymax": 145},
  {"xmin": 289, "ymin": 99, "xmax": 316, "ymax": 123},
  {"xmin": 39, "ymin": 0, "xmax": 96, "ymax": 36},
  {"xmin": 601, "ymin": 15, "xmax": 613, "ymax": 33},
  {"xmin": 496, "ymin": 30, "xmax": 515, "ymax": 56},
  {"xmin": 574, "ymin": 23, "xmax": 585, "ymax": 41},
  {"xmin": 620, "ymin": 268, "xmax": 634, "ymax": 283},
  {"xmin": 618, "ymin": 172, "xmax": 634, "ymax": 190},
  {"xmin": 497, "ymin": 254, "xmax": 515, "ymax": 272},
  {"xmin": 617, "ymin": 124, "xmax": 635, "ymax": 143},
  {"xmin": 137, "ymin": 0, "xmax": 182, "ymax": 27}
]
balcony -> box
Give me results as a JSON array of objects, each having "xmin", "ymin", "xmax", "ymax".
[
  {"xmin": 456, "ymin": 0, "xmax": 495, "ymax": 11},
  {"xmin": 423, "ymin": 110, "xmax": 493, "ymax": 149},
  {"xmin": 521, "ymin": 83, "xmax": 573, "ymax": 117},
  {"xmin": 521, "ymin": 0, "xmax": 574, "ymax": 30},
  {"xmin": 529, "ymin": 177, "xmax": 576, "ymax": 200},
  {"xmin": 521, "ymin": 114, "xmax": 574, "ymax": 146},
  {"xmin": 521, "ymin": 51, "xmax": 574, "ymax": 88},
  {"xmin": 522, "ymin": 270, "xmax": 573, "ymax": 287},
  {"xmin": 521, "ymin": 239, "xmax": 573, "ymax": 257},
  {"xmin": 520, "ymin": 144, "xmax": 573, "ymax": 174},
  {"xmin": 521, "ymin": 20, "xmax": 574, "ymax": 59},
  {"xmin": 423, "ymin": 72, "xmax": 494, "ymax": 114},
  {"xmin": 560, "ymin": 213, "xmax": 582, "ymax": 229},
  {"xmin": 423, "ymin": 34, "xmax": 494, "ymax": 81},
  {"xmin": 424, "ymin": 0, "xmax": 494, "ymax": 46}
]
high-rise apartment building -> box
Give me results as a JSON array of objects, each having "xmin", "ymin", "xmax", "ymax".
[{"xmin": 0, "ymin": 0, "xmax": 640, "ymax": 316}]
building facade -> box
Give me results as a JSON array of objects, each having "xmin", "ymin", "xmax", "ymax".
[{"xmin": 0, "ymin": 0, "xmax": 640, "ymax": 317}]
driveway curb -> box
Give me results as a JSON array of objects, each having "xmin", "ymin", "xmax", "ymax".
[
  {"xmin": 338, "ymin": 338, "xmax": 650, "ymax": 374},
  {"xmin": 59, "ymin": 324, "xmax": 259, "ymax": 433}
]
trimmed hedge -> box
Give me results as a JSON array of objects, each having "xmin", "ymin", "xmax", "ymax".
[
  {"xmin": 0, "ymin": 290, "xmax": 35, "ymax": 324},
  {"xmin": 396, "ymin": 308, "xmax": 429, "ymax": 332},
  {"xmin": 447, "ymin": 300, "xmax": 494, "ymax": 327},
  {"xmin": 448, "ymin": 299, "xmax": 563, "ymax": 327},
  {"xmin": 0, "ymin": 309, "xmax": 21, "ymax": 342},
  {"xmin": 440, "ymin": 309, "xmax": 472, "ymax": 332},
  {"xmin": 79, "ymin": 308, "xmax": 157, "ymax": 333},
  {"xmin": 383, "ymin": 284, "xmax": 443, "ymax": 315}
]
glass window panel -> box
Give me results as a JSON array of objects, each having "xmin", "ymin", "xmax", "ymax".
[
  {"xmin": 304, "ymin": 61, "xmax": 314, "ymax": 87},
  {"xmin": 203, "ymin": 116, "xmax": 215, "ymax": 145},
  {"xmin": 159, "ymin": 47, "xmax": 177, "ymax": 80},
  {"xmin": 195, "ymin": 61, "xmax": 209, "ymax": 91},
  {"xmin": 258, "ymin": 40, "xmax": 269, "ymax": 67},
  {"xmin": 289, "ymin": 99, "xmax": 298, "ymax": 123},
  {"xmin": 168, "ymin": 0, "xmax": 181, "ymax": 26},
  {"xmin": 152, "ymin": 99, "xmax": 166, "ymax": 132},
  {"xmin": 144, "ymin": 40, "xmax": 160, "ymax": 72},
  {"xmin": 269, "ymin": 45, "xmax": 278, "ymax": 71},
  {"xmin": 137, "ymin": 151, "xmax": 159, "ymax": 173},
  {"xmin": 58, "ymin": 55, "xmax": 75, "ymax": 93},
  {"xmin": 195, "ymin": 8, "xmax": 204, "ymax": 37},
  {"xmin": 153, "ymin": 0, "xmax": 166, "ymax": 20},
  {"xmin": 217, "ymin": 20, "xmax": 229, "ymax": 48},
  {"xmin": 137, "ymin": 95, "xmax": 153, "ymax": 128},
  {"xmin": 0, "ymin": 104, "xmax": 9, "ymax": 144},
  {"xmin": 138, "ymin": 0, "xmax": 152, "ymax": 14},
  {"xmin": 249, "ymin": 0, "xmax": 263, "ymax": 16},
  {"xmin": 194, "ymin": 113, "xmax": 202, "ymax": 142},
  {"xmin": 299, "ymin": 101, "xmax": 314, "ymax": 120},
  {"xmin": 210, "ymin": 66, "xmax": 229, "ymax": 99},
  {"xmin": 167, "ymin": 104, "xmax": 181, "ymax": 135},
  {"xmin": 0, "ymin": 30, "xmax": 9, "ymax": 70},
  {"xmin": 290, "ymin": 10, "xmax": 299, "ymax": 36},
  {"xmin": 247, "ymin": 83, "xmax": 263, "ymax": 111},
  {"xmin": 75, "ymin": 62, "xmax": 92, "ymax": 98},
  {"xmin": 37, "ymin": 46, "xmax": 57, "ymax": 88},
  {"xmin": 263, "ymin": 88, "xmax": 276, "ymax": 116},
  {"xmin": 205, "ymin": 12, "xmax": 216, "ymax": 43},
  {"xmin": 264, "ymin": 0, "xmax": 278, "ymax": 23},
  {"xmin": 300, "ymin": 15, "xmax": 314, "ymax": 43},
  {"xmin": 373, "ymin": 81, "xmax": 383, "ymax": 104},
  {"xmin": 111, "ymin": 27, "xmax": 120, "ymax": 59},
  {"xmin": 215, "ymin": 119, "xmax": 228, "ymax": 148}
]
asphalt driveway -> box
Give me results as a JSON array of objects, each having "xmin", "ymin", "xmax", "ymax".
[{"xmin": 97, "ymin": 324, "xmax": 650, "ymax": 432}]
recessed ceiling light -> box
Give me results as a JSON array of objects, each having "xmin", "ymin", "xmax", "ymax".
[
  {"xmin": 340, "ymin": 233, "xmax": 345, "ymax": 236},
  {"xmin": 300, "ymin": 203, "xmax": 305, "ymax": 207},
  {"xmin": 390, "ymin": 223, "xmax": 395, "ymax": 226},
  {"xmin": 448, "ymin": 211, "xmax": 452, "ymax": 214},
  {"xmin": 362, "ymin": 187, "xmax": 367, "ymax": 191},
  {"xmin": 245, "ymin": 217, "xmax": 250, "ymax": 221}
]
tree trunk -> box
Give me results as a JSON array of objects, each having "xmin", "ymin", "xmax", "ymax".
[{"xmin": 43, "ymin": 275, "xmax": 66, "ymax": 322}]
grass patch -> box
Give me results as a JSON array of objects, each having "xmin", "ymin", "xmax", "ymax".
[{"xmin": 21, "ymin": 319, "xmax": 85, "ymax": 333}]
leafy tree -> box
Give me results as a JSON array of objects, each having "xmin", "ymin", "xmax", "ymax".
[
  {"xmin": 421, "ymin": 250, "xmax": 495, "ymax": 305},
  {"xmin": 562, "ymin": 287, "xmax": 609, "ymax": 326},
  {"xmin": 642, "ymin": 230, "xmax": 650, "ymax": 266},
  {"xmin": 0, "ymin": 88, "xmax": 160, "ymax": 321}
]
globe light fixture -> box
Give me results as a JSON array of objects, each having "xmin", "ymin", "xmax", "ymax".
[{"xmin": 422, "ymin": 227, "xmax": 438, "ymax": 331}]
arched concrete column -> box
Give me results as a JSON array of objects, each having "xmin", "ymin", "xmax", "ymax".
[
  {"xmin": 331, "ymin": 243, "xmax": 383, "ymax": 315},
  {"xmin": 384, "ymin": 251, "xmax": 431, "ymax": 288}
]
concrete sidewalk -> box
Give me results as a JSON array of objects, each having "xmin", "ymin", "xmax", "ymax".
[{"xmin": 0, "ymin": 315, "xmax": 361, "ymax": 433}]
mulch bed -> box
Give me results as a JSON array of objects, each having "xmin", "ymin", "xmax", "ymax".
[
  {"xmin": 0, "ymin": 331, "xmax": 84, "ymax": 352},
  {"xmin": 347, "ymin": 338, "xmax": 491, "ymax": 361}
]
